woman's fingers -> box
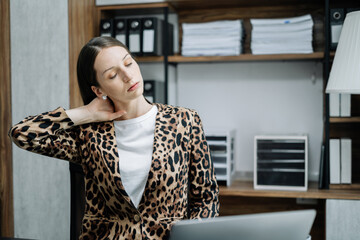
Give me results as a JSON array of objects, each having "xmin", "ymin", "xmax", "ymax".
[{"xmin": 109, "ymin": 110, "xmax": 127, "ymax": 121}]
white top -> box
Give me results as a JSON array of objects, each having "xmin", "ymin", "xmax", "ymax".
[{"xmin": 114, "ymin": 105, "xmax": 158, "ymax": 208}]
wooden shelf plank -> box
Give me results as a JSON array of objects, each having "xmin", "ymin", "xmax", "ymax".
[
  {"xmin": 330, "ymin": 184, "xmax": 360, "ymax": 190},
  {"xmin": 166, "ymin": 0, "xmax": 325, "ymax": 11},
  {"xmin": 135, "ymin": 56, "xmax": 164, "ymax": 63},
  {"xmin": 134, "ymin": 53, "xmax": 325, "ymax": 63},
  {"xmin": 219, "ymin": 180, "xmax": 360, "ymax": 200},
  {"xmin": 97, "ymin": 2, "xmax": 171, "ymax": 10},
  {"xmin": 169, "ymin": 52, "xmax": 324, "ymax": 63},
  {"xmin": 97, "ymin": 2, "xmax": 175, "ymax": 14},
  {"xmin": 330, "ymin": 117, "xmax": 360, "ymax": 123}
]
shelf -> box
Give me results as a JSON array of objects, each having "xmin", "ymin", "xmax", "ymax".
[
  {"xmin": 330, "ymin": 184, "xmax": 360, "ymax": 190},
  {"xmin": 135, "ymin": 56, "xmax": 164, "ymax": 63},
  {"xmin": 97, "ymin": 2, "xmax": 175, "ymax": 13},
  {"xmin": 134, "ymin": 53, "xmax": 325, "ymax": 63},
  {"xmin": 167, "ymin": 0, "xmax": 324, "ymax": 10},
  {"xmin": 330, "ymin": 117, "xmax": 360, "ymax": 123},
  {"xmin": 169, "ymin": 53, "xmax": 324, "ymax": 63},
  {"xmin": 219, "ymin": 180, "xmax": 360, "ymax": 200}
]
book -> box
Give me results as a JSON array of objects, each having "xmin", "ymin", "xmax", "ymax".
[
  {"xmin": 329, "ymin": 93, "xmax": 340, "ymax": 117},
  {"xmin": 340, "ymin": 93, "xmax": 351, "ymax": 117},
  {"xmin": 340, "ymin": 139, "xmax": 352, "ymax": 184},
  {"xmin": 329, "ymin": 139, "xmax": 341, "ymax": 184},
  {"xmin": 318, "ymin": 144, "xmax": 325, "ymax": 189}
]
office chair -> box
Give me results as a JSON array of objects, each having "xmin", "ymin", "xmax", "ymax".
[{"xmin": 69, "ymin": 163, "xmax": 85, "ymax": 240}]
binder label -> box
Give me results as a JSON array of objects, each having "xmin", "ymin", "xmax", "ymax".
[
  {"xmin": 115, "ymin": 34, "xmax": 126, "ymax": 44},
  {"xmin": 101, "ymin": 33, "xmax": 112, "ymax": 37},
  {"xmin": 143, "ymin": 29, "xmax": 155, "ymax": 52},
  {"xmin": 129, "ymin": 34, "xmax": 140, "ymax": 52}
]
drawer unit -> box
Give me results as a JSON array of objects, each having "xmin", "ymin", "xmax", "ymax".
[
  {"xmin": 254, "ymin": 135, "xmax": 308, "ymax": 191},
  {"xmin": 206, "ymin": 129, "xmax": 236, "ymax": 186}
]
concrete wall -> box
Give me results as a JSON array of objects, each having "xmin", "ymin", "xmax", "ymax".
[{"xmin": 10, "ymin": 0, "xmax": 70, "ymax": 239}]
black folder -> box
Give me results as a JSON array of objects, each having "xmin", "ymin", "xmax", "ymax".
[
  {"xmin": 142, "ymin": 17, "xmax": 174, "ymax": 56},
  {"xmin": 114, "ymin": 17, "xmax": 127, "ymax": 46},
  {"xmin": 142, "ymin": 18, "xmax": 163, "ymax": 56},
  {"xmin": 143, "ymin": 80, "xmax": 165, "ymax": 103},
  {"xmin": 99, "ymin": 19, "xmax": 114, "ymax": 37},
  {"xmin": 127, "ymin": 18, "xmax": 142, "ymax": 56},
  {"xmin": 330, "ymin": 8, "xmax": 345, "ymax": 50}
]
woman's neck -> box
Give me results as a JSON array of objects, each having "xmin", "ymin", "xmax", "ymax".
[{"xmin": 113, "ymin": 96, "xmax": 152, "ymax": 120}]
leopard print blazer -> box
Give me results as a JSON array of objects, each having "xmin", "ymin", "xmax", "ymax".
[{"xmin": 9, "ymin": 103, "xmax": 219, "ymax": 240}]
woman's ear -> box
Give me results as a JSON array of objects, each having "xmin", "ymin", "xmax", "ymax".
[{"xmin": 91, "ymin": 86, "xmax": 103, "ymax": 98}]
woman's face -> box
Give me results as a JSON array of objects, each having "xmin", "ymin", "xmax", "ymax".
[{"xmin": 93, "ymin": 46, "xmax": 144, "ymax": 103}]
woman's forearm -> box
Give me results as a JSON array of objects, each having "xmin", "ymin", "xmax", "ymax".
[{"xmin": 65, "ymin": 106, "xmax": 94, "ymax": 126}]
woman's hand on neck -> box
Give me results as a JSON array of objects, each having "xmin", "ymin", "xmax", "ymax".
[{"xmin": 113, "ymin": 96, "xmax": 152, "ymax": 121}]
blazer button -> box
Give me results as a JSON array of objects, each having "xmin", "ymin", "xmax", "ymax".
[{"xmin": 134, "ymin": 214, "xmax": 141, "ymax": 222}]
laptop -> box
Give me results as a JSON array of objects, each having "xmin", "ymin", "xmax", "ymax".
[{"xmin": 169, "ymin": 209, "xmax": 316, "ymax": 240}]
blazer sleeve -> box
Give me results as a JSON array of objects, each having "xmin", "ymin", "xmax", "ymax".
[
  {"xmin": 8, "ymin": 107, "xmax": 82, "ymax": 164},
  {"xmin": 188, "ymin": 110, "xmax": 220, "ymax": 219}
]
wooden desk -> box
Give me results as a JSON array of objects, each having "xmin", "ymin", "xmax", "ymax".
[{"xmin": 217, "ymin": 180, "xmax": 360, "ymax": 240}]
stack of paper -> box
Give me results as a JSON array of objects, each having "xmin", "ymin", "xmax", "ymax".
[
  {"xmin": 250, "ymin": 14, "xmax": 314, "ymax": 55},
  {"xmin": 182, "ymin": 20, "xmax": 244, "ymax": 56}
]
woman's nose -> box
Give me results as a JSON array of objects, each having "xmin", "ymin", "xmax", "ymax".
[{"xmin": 121, "ymin": 70, "xmax": 132, "ymax": 82}]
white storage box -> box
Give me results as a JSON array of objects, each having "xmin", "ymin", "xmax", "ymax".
[{"xmin": 206, "ymin": 129, "xmax": 236, "ymax": 186}]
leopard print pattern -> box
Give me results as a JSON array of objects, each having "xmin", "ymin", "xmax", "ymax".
[{"xmin": 9, "ymin": 103, "xmax": 219, "ymax": 240}]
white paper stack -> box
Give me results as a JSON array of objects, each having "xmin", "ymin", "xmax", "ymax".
[
  {"xmin": 250, "ymin": 14, "xmax": 314, "ymax": 55},
  {"xmin": 181, "ymin": 20, "xmax": 244, "ymax": 56}
]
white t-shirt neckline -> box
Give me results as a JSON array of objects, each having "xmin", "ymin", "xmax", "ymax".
[
  {"xmin": 114, "ymin": 105, "xmax": 158, "ymax": 208},
  {"xmin": 114, "ymin": 105, "xmax": 157, "ymax": 126}
]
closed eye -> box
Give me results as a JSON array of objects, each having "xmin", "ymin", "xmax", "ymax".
[
  {"xmin": 109, "ymin": 73, "xmax": 117, "ymax": 79},
  {"xmin": 125, "ymin": 60, "xmax": 132, "ymax": 67}
]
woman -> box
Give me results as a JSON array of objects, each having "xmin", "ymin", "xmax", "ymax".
[{"xmin": 9, "ymin": 36, "xmax": 219, "ymax": 240}]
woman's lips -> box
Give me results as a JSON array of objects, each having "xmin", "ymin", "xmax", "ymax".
[{"xmin": 128, "ymin": 82, "xmax": 139, "ymax": 92}]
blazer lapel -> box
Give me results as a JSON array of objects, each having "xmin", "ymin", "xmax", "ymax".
[
  {"xmin": 99, "ymin": 121, "xmax": 133, "ymax": 207},
  {"xmin": 100, "ymin": 103, "xmax": 170, "ymax": 210},
  {"xmin": 138, "ymin": 103, "xmax": 174, "ymax": 211}
]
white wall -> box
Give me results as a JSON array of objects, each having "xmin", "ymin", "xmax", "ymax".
[
  {"xmin": 141, "ymin": 61, "xmax": 323, "ymax": 181},
  {"xmin": 174, "ymin": 61, "xmax": 323, "ymax": 181},
  {"xmin": 10, "ymin": 0, "xmax": 70, "ymax": 239}
]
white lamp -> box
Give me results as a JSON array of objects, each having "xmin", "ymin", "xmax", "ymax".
[{"xmin": 326, "ymin": 11, "xmax": 360, "ymax": 94}]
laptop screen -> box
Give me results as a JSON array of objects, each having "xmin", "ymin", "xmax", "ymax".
[{"xmin": 169, "ymin": 209, "xmax": 316, "ymax": 240}]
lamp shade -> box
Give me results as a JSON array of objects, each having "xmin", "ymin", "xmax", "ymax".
[{"xmin": 326, "ymin": 11, "xmax": 360, "ymax": 93}]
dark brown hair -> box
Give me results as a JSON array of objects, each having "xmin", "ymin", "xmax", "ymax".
[{"xmin": 77, "ymin": 36, "xmax": 130, "ymax": 105}]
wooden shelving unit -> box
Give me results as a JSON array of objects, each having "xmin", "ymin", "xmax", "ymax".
[{"xmin": 67, "ymin": 1, "xmax": 360, "ymax": 239}]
